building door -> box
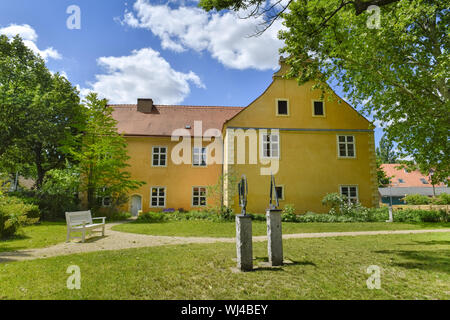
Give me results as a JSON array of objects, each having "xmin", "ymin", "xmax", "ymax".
[{"xmin": 130, "ymin": 195, "xmax": 142, "ymax": 217}]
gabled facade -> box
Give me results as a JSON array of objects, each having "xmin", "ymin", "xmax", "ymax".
[{"xmin": 111, "ymin": 59, "xmax": 378, "ymax": 215}]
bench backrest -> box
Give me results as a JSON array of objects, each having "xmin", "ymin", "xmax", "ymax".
[{"xmin": 66, "ymin": 210, "xmax": 93, "ymax": 226}]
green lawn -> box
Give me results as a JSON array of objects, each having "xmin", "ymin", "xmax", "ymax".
[
  {"xmin": 112, "ymin": 220, "xmax": 450, "ymax": 238},
  {"xmin": 0, "ymin": 232, "xmax": 448, "ymax": 299},
  {"xmin": 0, "ymin": 222, "xmax": 67, "ymax": 253}
]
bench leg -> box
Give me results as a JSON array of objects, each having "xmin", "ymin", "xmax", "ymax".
[
  {"xmin": 102, "ymin": 224, "xmax": 105, "ymax": 236},
  {"xmin": 66, "ymin": 229, "xmax": 71, "ymax": 243},
  {"xmin": 82, "ymin": 228, "xmax": 86, "ymax": 243}
]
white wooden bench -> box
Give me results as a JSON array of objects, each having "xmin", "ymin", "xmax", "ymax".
[{"xmin": 65, "ymin": 210, "xmax": 106, "ymax": 243}]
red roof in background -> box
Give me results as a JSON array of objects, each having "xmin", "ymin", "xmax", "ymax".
[
  {"xmin": 110, "ymin": 104, "xmax": 244, "ymax": 137},
  {"xmin": 381, "ymin": 164, "xmax": 447, "ymax": 187}
]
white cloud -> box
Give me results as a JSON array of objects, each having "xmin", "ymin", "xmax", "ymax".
[
  {"xmin": 82, "ymin": 47, "xmax": 204, "ymax": 104},
  {"xmin": 122, "ymin": 0, "xmax": 284, "ymax": 70},
  {"xmin": 0, "ymin": 24, "xmax": 62, "ymax": 61}
]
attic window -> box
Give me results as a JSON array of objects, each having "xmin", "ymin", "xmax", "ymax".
[
  {"xmin": 313, "ymin": 101, "xmax": 325, "ymax": 116},
  {"xmin": 420, "ymin": 178, "xmax": 429, "ymax": 184},
  {"xmin": 276, "ymin": 99, "xmax": 289, "ymax": 116},
  {"xmin": 398, "ymin": 179, "xmax": 405, "ymax": 183}
]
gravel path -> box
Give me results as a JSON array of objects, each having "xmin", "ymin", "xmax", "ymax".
[{"xmin": 0, "ymin": 222, "xmax": 449, "ymax": 263}]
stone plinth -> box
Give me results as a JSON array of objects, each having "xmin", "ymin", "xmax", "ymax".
[
  {"xmin": 235, "ymin": 214, "xmax": 253, "ymax": 271},
  {"xmin": 266, "ymin": 209, "xmax": 283, "ymax": 266}
]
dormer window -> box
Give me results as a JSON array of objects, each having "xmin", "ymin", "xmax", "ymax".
[
  {"xmin": 420, "ymin": 178, "xmax": 429, "ymax": 184},
  {"xmin": 313, "ymin": 101, "xmax": 325, "ymax": 116},
  {"xmin": 276, "ymin": 99, "xmax": 289, "ymax": 116}
]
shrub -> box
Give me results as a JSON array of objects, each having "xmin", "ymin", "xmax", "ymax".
[
  {"xmin": 37, "ymin": 169, "xmax": 81, "ymax": 221},
  {"xmin": 281, "ymin": 204, "xmax": 296, "ymax": 222},
  {"xmin": 248, "ymin": 213, "xmax": 266, "ymax": 221},
  {"xmin": 322, "ymin": 193, "xmax": 346, "ymax": 214},
  {"xmin": 403, "ymin": 194, "xmax": 432, "ymax": 205},
  {"xmin": 434, "ymin": 193, "xmax": 450, "ymax": 205},
  {"xmin": 0, "ymin": 195, "xmax": 40, "ymax": 238},
  {"xmin": 393, "ymin": 209, "xmax": 447, "ymax": 223},
  {"xmin": 136, "ymin": 212, "xmax": 168, "ymax": 223},
  {"xmin": 93, "ymin": 209, "xmax": 131, "ymax": 222}
]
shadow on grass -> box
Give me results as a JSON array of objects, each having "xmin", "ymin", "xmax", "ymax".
[
  {"xmin": 412, "ymin": 240, "xmax": 450, "ymax": 246},
  {"xmin": 375, "ymin": 249, "xmax": 450, "ymax": 274},
  {"xmin": 0, "ymin": 234, "xmax": 32, "ymax": 253},
  {"xmin": 252, "ymin": 256, "xmax": 317, "ymax": 272},
  {"xmin": 0, "ymin": 248, "xmax": 34, "ymax": 263}
]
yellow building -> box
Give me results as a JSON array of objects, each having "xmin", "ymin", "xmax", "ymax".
[{"xmin": 111, "ymin": 59, "xmax": 378, "ymax": 216}]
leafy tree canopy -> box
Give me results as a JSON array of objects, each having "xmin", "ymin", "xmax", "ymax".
[
  {"xmin": 376, "ymin": 134, "xmax": 398, "ymax": 164},
  {"xmin": 66, "ymin": 93, "xmax": 145, "ymax": 210},
  {"xmin": 0, "ymin": 35, "xmax": 84, "ymax": 188},
  {"xmin": 199, "ymin": 0, "xmax": 449, "ymax": 184}
]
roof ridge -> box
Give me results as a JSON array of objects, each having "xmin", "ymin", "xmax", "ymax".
[{"xmin": 109, "ymin": 104, "xmax": 244, "ymax": 109}]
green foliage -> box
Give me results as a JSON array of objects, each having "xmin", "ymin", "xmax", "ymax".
[
  {"xmin": 200, "ymin": 0, "xmax": 450, "ymax": 187},
  {"xmin": 403, "ymin": 194, "xmax": 432, "ymax": 205},
  {"xmin": 281, "ymin": 1, "xmax": 450, "ymax": 185},
  {"xmin": 434, "ymin": 193, "xmax": 450, "ymax": 205},
  {"xmin": 67, "ymin": 93, "xmax": 145, "ymax": 210},
  {"xmin": 206, "ymin": 170, "xmax": 240, "ymax": 216},
  {"xmin": 376, "ymin": 135, "xmax": 398, "ymax": 164},
  {"xmin": 0, "ymin": 35, "xmax": 84, "ymax": 188},
  {"xmin": 138, "ymin": 208, "xmax": 237, "ymax": 223},
  {"xmin": 393, "ymin": 209, "xmax": 447, "ymax": 223},
  {"xmin": 376, "ymin": 158, "xmax": 391, "ymax": 187},
  {"xmin": 0, "ymin": 187, "xmax": 40, "ymax": 238},
  {"xmin": 281, "ymin": 207, "xmax": 389, "ymax": 223},
  {"xmin": 281, "ymin": 204, "xmax": 296, "ymax": 222},
  {"xmin": 36, "ymin": 168, "xmax": 80, "ymax": 220},
  {"xmin": 321, "ymin": 192, "xmax": 347, "ymax": 214},
  {"xmin": 137, "ymin": 212, "xmax": 168, "ymax": 223}
]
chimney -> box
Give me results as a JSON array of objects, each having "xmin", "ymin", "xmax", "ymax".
[{"xmin": 137, "ymin": 98, "xmax": 154, "ymax": 113}]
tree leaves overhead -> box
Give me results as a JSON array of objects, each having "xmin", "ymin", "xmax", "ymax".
[
  {"xmin": 0, "ymin": 35, "xmax": 84, "ymax": 188},
  {"xmin": 200, "ymin": 0, "xmax": 449, "ymax": 184},
  {"xmin": 67, "ymin": 93, "xmax": 145, "ymax": 209}
]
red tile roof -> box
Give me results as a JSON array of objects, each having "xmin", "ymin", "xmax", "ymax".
[
  {"xmin": 110, "ymin": 104, "xmax": 244, "ymax": 137},
  {"xmin": 381, "ymin": 164, "xmax": 447, "ymax": 187}
]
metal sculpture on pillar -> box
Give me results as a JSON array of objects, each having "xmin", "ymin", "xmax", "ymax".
[
  {"xmin": 269, "ymin": 174, "xmax": 279, "ymax": 210},
  {"xmin": 235, "ymin": 175, "xmax": 253, "ymax": 271},
  {"xmin": 266, "ymin": 174, "xmax": 283, "ymax": 266},
  {"xmin": 238, "ymin": 175, "xmax": 248, "ymax": 215}
]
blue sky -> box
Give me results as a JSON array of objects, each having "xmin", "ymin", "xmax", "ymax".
[{"xmin": 0, "ymin": 0, "xmax": 384, "ymax": 146}]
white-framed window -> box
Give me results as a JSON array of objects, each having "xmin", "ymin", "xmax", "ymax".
[
  {"xmin": 192, "ymin": 187, "xmax": 207, "ymax": 207},
  {"xmin": 276, "ymin": 99, "xmax": 289, "ymax": 116},
  {"xmin": 261, "ymin": 132, "xmax": 280, "ymax": 158},
  {"xmin": 193, "ymin": 147, "xmax": 207, "ymax": 167},
  {"xmin": 340, "ymin": 185, "xmax": 359, "ymax": 204},
  {"xmin": 312, "ymin": 100, "xmax": 325, "ymax": 117},
  {"xmin": 337, "ymin": 135, "xmax": 356, "ymax": 158},
  {"xmin": 275, "ymin": 186, "xmax": 284, "ymax": 200},
  {"xmin": 152, "ymin": 146, "xmax": 167, "ymax": 167},
  {"xmin": 151, "ymin": 187, "xmax": 166, "ymax": 208}
]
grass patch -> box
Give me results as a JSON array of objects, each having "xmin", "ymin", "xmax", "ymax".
[
  {"xmin": 112, "ymin": 220, "xmax": 450, "ymax": 238},
  {"xmin": 0, "ymin": 232, "xmax": 449, "ymax": 299},
  {"xmin": 0, "ymin": 222, "xmax": 67, "ymax": 252}
]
